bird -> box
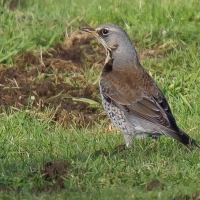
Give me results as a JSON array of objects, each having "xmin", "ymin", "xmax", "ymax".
[{"xmin": 81, "ymin": 23, "xmax": 199, "ymax": 149}]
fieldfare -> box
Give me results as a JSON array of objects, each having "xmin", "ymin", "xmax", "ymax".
[{"xmin": 81, "ymin": 23, "xmax": 199, "ymax": 148}]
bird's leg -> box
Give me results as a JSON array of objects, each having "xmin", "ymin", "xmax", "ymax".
[
  {"xmin": 152, "ymin": 135, "xmax": 158, "ymax": 149},
  {"xmin": 124, "ymin": 134, "xmax": 133, "ymax": 148},
  {"xmin": 112, "ymin": 134, "xmax": 132, "ymax": 154}
]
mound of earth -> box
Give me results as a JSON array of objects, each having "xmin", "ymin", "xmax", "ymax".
[{"xmin": 0, "ymin": 30, "xmax": 106, "ymax": 126}]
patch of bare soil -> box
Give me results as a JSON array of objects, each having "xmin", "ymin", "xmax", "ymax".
[
  {"xmin": 173, "ymin": 194, "xmax": 200, "ymax": 200},
  {"xmin": 146, "ymin": 179, "xmax": 165, "ymax": 191},
  {"xmin": 173, "ymin": 195, "xmax": 190, "ymax": 200},
  {"xmin": 0, "ymin": 184, "xmax": 11, "ymax": 193},
  {"xmin": 139, "ymin": 40, "xmax": 175, "ymax": 60},
  {"xmin": 37, "ymin": 160, "xmax": 70, "ymax": 192},
  {"xmin": 0, "ymin": 30, "xmax": 105, "ymax": 126}
]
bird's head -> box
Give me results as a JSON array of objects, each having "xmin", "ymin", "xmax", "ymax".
[{"xmin": 81, "ymin": 24, "xmax": 139, "ymax": 67}]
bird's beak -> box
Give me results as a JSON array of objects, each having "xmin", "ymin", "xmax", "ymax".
[
  {"xmin": 81, "ymin": 27, "xmax": 97, "ymax": 35},
  {"xmin": 81, "ymin": 27, "xmax": 112, "ymax": 54}
]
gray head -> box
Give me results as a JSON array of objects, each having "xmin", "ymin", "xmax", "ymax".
[{"xmin": 81, "ymin": 23, "xmax": 139, "ymax": 67}]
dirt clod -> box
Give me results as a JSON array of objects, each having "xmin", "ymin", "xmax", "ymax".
[
  {"xmin": 0, "ymin": 184, "xmax": 11, "ymax": 193},
  {"xmin": 173, "ymin": 195, "xmax": 190, "ymax": 200},
  {"xmin": 39, "ymin": 160, "xmax": 70, "ymax": 191},
  {"xmin": 146, "ymin": 179, "xmax": 165, "ymax": 191}
]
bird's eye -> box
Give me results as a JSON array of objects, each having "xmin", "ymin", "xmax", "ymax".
[{"xmin": 101, "ymin": 28, "xmax": 109, "ymax": 36}]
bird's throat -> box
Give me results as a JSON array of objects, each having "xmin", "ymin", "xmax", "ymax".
[
  {"xmin": 103, "ymin": 58, "xmax": 114, "ymax": 73},
  {"xmin": 103, "ymin": 49, "xmax": 113, "ymax": 73}
]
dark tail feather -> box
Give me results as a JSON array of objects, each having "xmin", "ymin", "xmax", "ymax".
[{"xmin": 177, "ymin": 130, "xmax": 200, "ymax": 148}]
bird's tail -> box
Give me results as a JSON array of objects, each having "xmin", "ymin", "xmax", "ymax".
[{"xmin": 177, "ymin": 130, "xmax": 200, "ymax": 148}]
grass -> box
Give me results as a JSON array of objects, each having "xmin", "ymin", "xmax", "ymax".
[
  {"xmin": 1, "ymin": 0, "xmax": 200, "ymax": 199},
  {"xmin": 1, "ymin": 110, "xmax": 200, "ymax": 199}
]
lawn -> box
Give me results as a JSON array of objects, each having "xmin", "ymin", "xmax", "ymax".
[{"xmin": 1, "ymin": 0, "xmax": 200, "ymax": 199}]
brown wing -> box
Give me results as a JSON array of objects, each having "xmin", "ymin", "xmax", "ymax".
[{"xmin": 100, "ymin": 68, "xmax": 180, "ymax": 133}]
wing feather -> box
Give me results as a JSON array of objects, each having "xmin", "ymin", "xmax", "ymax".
[{"xmin": 100, "ymin": 68, "xmax": 179, "ymax": 132}]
